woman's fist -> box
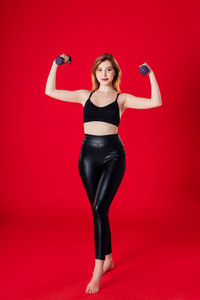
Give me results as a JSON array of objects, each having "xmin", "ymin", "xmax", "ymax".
[
  {"xmin": 59, "ymin": 54, "xmax": 71, "ymax": 64},
  {"xmin": 139, "ymin": 62, "xmax": 153, "ymax": 75}
]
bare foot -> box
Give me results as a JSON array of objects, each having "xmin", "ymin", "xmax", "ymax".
[
  {"xmin": 85, "ymin": 271, "xmax": 103, "ymax": 294},
  {"xmin": 103, "ymin": 260, "xmax": 115, "ymax": 275}
]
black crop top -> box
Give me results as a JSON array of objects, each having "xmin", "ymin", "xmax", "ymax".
[{"xmin": 83, "ymin": 91, "xmax": 120, "ymax": 127}]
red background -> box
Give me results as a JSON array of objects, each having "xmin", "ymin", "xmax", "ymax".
[{"xmin": 1, "ymin": 0, "xmax": 200, "ymax": 299}]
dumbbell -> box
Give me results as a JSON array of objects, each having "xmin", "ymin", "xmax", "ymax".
[
  {"xmin": 139, "ymin": 64, "xmax": 150, "ymax": 75},
  {"xmin": 55, "ymin": 55, "xmax": 72, "ymax": 65}
]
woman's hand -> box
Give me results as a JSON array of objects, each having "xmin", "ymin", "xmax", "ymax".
[
  {"xmin": 59, "ymin": 54, "xmax": 71, "ymax": 64},
  {"xmin": 139, "ymin": 62, "xmax": 153, "ymax": 75}
]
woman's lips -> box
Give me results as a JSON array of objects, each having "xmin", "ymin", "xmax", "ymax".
[{"xmin": 101, "ymin": 78, "xmax": 108, "ymax": 81}]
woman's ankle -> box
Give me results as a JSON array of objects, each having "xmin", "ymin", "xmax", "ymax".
[{"xmin": 105, "ymin": 253, "xmax": 113, "ymax": 262}]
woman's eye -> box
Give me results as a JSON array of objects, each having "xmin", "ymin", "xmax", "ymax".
[
  {"xmin": 107, "ymin": 68, "xmax": 112, "ymax": 71},
  {"xmin": 97, "ymin": 68, "xmax": 112, "ymax": 71}
]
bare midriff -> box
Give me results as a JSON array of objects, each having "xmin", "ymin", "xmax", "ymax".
[{"xmin": 84, "ymin": 121, "xmax": 118, "ymax": 136}]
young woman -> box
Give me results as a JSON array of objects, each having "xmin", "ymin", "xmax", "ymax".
[{"xmin": 45, "ymin": 53, "xmax": 162, "ymax": 294}]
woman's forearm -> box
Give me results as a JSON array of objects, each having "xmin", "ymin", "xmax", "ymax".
[
  {"xmin": 45, "ymin": 60, "xmax": 58, "ymax": 94},
  {"xmin": 149, "ymin": 71, "xmax": 162, "ymax": 106}
]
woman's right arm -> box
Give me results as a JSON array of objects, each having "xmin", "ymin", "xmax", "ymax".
[{"xmin": 45, "ymin": 60, "xmax": 86, "ymax": 104}]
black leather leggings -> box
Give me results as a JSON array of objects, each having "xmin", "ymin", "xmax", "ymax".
[{"xmin": 78, "ymin": 133, "xmax": 126, "ymax": 260}]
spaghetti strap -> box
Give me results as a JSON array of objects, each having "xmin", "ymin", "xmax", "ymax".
[
  {"xmin": 89, "ymin": 91, "xmax": 94, "ymax": 99},
  {"xmin": 115, "ymin": 93, "xmax": 120, "ymax": 101}
]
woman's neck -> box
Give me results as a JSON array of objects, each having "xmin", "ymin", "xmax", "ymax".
[{"xmin": 97, "ymin": 85, "xmax": 115, "ymax": 94}]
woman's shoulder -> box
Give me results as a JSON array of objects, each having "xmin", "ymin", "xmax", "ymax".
[
  {"xmin": 79, "ymin": 90, "xmax": 93, "ymax": 106},
  {"xmin": 78, "ymin": 90, "xmax": 92, "ymax": 98},
  {"xmin": 118, "ymin": 92, "xmax": 126, "ymax": 106}
]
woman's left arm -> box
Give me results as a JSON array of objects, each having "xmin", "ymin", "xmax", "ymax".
[{"xmin": 124, "ymin": 64, "xmax": 162, "ymax": 109}]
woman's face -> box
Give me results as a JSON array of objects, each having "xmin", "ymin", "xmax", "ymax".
[{"xmin": 95, "ymin": 60, "xmax": 116, "ymax": 85}]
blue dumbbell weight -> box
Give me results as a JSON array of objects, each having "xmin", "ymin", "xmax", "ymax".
[
  {"xmin": 55, "ymin": 55, "xmax": 72, "ymax": 65},
  {"xmin": 139, "ymin": 64, "xmax": 150, "ymax": 75}
]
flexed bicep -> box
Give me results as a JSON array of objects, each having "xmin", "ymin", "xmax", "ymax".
[{"xmin": 124, "ymin": 93, "xmax": 158, "ymax": 109}]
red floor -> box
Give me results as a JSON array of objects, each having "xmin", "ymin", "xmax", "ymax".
[{"xmin": 1, "ymin": 217, "xmax": 200, "ymax": 300}]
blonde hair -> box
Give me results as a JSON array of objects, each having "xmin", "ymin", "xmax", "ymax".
[{"xmin": 91, "ymin": 53, "xmax": 122, "ymax": 93}]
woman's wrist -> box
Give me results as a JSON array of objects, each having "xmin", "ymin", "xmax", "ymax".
[
  {"xmin": 53, "ymin": 60, "xmax": 58, "ymax": 67},
  {"xmin": 149, "ymin": 70, "xmax": 154, "ymax": 77}
]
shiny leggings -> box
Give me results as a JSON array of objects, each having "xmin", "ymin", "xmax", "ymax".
[{"xmin": 78, "ymin": 133, "xmax": 126, "ymax": 260}]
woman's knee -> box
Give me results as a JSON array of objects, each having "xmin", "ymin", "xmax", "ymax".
[{"xmin": 92, "ymin": 202, "xmax": 108, "ymax": 216}]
